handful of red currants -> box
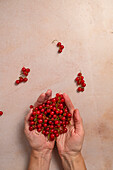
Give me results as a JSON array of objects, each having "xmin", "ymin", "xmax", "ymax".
[{"xmin": 29, "ymin": 93, "xmax": 72, "ymax": 141}]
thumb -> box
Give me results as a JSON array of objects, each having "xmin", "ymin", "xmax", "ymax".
[{"xmin": 73, "ymin": 109, "xmax": 84, "ymax": 135}]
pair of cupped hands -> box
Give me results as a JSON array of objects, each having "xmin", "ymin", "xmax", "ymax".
[{"xmin": 24, "ymin": 89, "xmax": 84, "ymax": 160}]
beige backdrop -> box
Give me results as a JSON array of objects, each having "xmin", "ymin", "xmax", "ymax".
[{"xmin": 0, "ymin": 0, "xmax": 113, "ymax": 170}]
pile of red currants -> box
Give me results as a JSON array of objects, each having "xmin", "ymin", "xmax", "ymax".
[
  {"xmin": 75, "ymin": 72, "xmax": 86, "ymax": 92},
  {"xmin": 29, "ymin": 93, "xmax": 72, "ymax": 141},
  {"xmin": 15, "ymin": 67, "xmax": 30, "ymax": 85}
]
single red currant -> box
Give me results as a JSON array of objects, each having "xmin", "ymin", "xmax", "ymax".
[
  {"xmin": 78, "ymin": 73, "xmax": 82, "ymax": 76},
  {"xmin": 26, "ymin": 68, "xmax": 30, "ymax": 73},
  {"xmin": 50, "ymin": 134, "xmax": 55, "ymax": 141},
  {"xmin": 58, "ymin": 49, "xmax": 62, "ymax": 53},
  {"xmin": 75, "ymin": 77, "xmax": 79, "ymax": 81},
  {"xmin": 55, "ymin": 120, "xmax": 59, "ymax": 124},
  {"xmin": 29, "ymin": 126, "xmax": 33, "ymax": 131},
  {"xmin": 30, "ymin": 121, "xmax": 35, "ymax": 125},
  {"xmin": 19, "ymin": 77, "xmax": 24, "ymax": 82},
  {"xmin": 0, "ymin": 111, "xmax": 3, "ymax": 116},
  {"xmin": 38, "ymin": 114, "xmax": 43, "ymax": 119},
  {"xmin": 45, "ymin": 131, "xmax": 49, "ymax": 136},
  {"xmin": 38, "ymin": 119, "xmax": 43, "ymax": 124},
  {"xmin": 42, "ymin": 130, "xmax": 46, "ymax": 134},
  {"xmin": 57, "ymin": 42, "xmax": 61, "ymax": 47},
  {"xmin": 22, "ymin": 67, "xmax": 26, "ymax": 72},
  {"xmin": 23, "ymin": 77, "xmax": 28, "ymax": 82},
  {"xmin": 15, "ymin": 80, "xmax": 20, "ymax": 84},
  {"xmin": 63, "ymin": 127, "xmax": 67, "ymax": 133},
  {"xmin": 30, "ymin": 105, "xmax": 33, "ymax": 109},
  {"xmin": 82, "ymin": 83, "xmax": 86, "ymax": 87},
  {"xmin": 77, "ymin": 87, "xmax": 82, "ymax": 92},
  {"xmin": 32, "ymin": 111, "xmax": 36, "ymax": 116},
  {"xmin": 37, "ymin": 128, "xmax": 42, "ymax": 132},
  {"xmin": 60, "ymin": 45, "xmax": 64, "ymax": 49},
  {"xmin": 29, "ymin": 116, "xmax": 34, "ymax": 121}
]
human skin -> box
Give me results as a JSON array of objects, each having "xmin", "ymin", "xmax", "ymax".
[
  {"xmin": 24, "ymin": 89, "xmax": 55, "ymax": 170},
  {"xmin": 24, "ymin": 90, "xmax": 86, "ymax": 170},
  {"xmin": 56, "ymin": 93, "xmax": 86, "ymax": 170}
]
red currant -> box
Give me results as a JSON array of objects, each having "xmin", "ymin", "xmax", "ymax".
[
  {"xmin": 50, "ymin": 134, "xmax": 55, "ymax": 141},
  {"xmin": 75, "ymin": 77, "xmax": 79, "ymax": 81},
  {"xmin": 30, "ymin": 121, "xmax": 35, "ymax": 125},
  {"xmin": 57, "ymin": 42, "xmax": 61, "ymax": 47},
  {"xmin": 0, "ymin": 111, "xmax": 3, "ymax": 116},
  {"xmin": 29, "ymin": 126, "xmax": 33, "ymax": 131},
  {"xmin": 82, "ymin": 83, "xmax": 86, "ymax": 87},
  {"xmin": 29, "ymin": 116, "xmax": 34, "ymax": 121},
  {"xmin": 22, "ymin": 67, "xmax": 26, "ymax": 72},
  {"xmin": 60, "ymin": 45, "xmax": 64, "ymax": 49},
  {"xmin": 23, "ymin": 78, "xmax": 28, "ymax": 82},
  {"xmin": 77, "ymin": 87, "xmax": 82, "ymax": 92},
  {"xmin": 55, "ymin": 120, "xmax": 59, "ymax": 124},
  {"xmin": 78, "ymin": 73, "xmax": 82, "ymax": 76},
  {"xmin": 38, "ymin": 119, "xmax": 43, "ymax": 124},
  {"xmin": 58, "ymin": 49, "xmax": 62, "ymax": 53},
  {"xmin": 19, "ymin": 77, "xmax": 24, "ymax": 82},
  {"xmin": 15, "ymin": 80, "xmax": 20, "ymax": 84},
  {"xmin": 26, "ymin": 68, "xmax": 30, "ymax": 73},
  {"xmin": 30, "ymin": 105, "xmax": 33, "ymax": 109}
]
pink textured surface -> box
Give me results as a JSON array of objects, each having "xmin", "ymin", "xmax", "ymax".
[{"xmin": 0, "ymin": 0, "xmax": 113, "ymax": 170}]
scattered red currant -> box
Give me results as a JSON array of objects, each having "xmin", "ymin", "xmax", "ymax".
[
  {"xmin": 57, "ymin": 42, "xmax": 61, "ymax": 47},
  {"xmin": 58, "ymin": 49, "xmax": 62, "ymax": 53},
  {"xmin": 23, "ymin": 77, "xmax": 28, "ymax": 82},
  {"xmin": 0, "ymin": 111, "xmax": 3, "ymax": 116},
  {"xmin": 75, "ymin": 72, "xmax": 86, "ymax": 92},
  {"xmin": 53, "ymin": 40, "xmax": 64, "ymax": 54},
  {"xmin": 15, "ymin": 80, "xmax": 20, "ymax": 84},
  {"xmin": 15, "ymin": 66, "xmax": 30, "ymax": 85}
]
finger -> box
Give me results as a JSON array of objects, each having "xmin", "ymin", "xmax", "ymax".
[
  {"xmin": 45, "ymin": 89, "xmax": 52, "ymax": 100},
  {"xmin": 73, "ymin": 109, "xmax": 84, "ymax": 135},
  {"xmin": 24, "ymin": 109, "xmax": 33, "ymax": 131},
  {"xmin": 34, "ymin": 93, "xmax": 46, "ymax": 107},
  {"xmin": 63, "ymin": 93, "xmax": 74, "ymax": 113}
]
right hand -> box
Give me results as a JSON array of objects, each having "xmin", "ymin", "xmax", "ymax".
[{"xmin": 56, "ymin": 93, "xmax": 85, "ymax": 157}]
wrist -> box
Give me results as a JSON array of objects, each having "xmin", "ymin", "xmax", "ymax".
[
  {"xmin": 31, "ymin": 149, "xmax": 52, "ymax": 161},
  {"xmin": 60, "ymin": 151, "xmax": 81, "ymax": 162},
  {"xmin": 28, "ymin": 149, "xmax": 53, "ymax": 170},
  {"xmin": 59, "ymin": 150, "xmax": 81, "ymax": 159},
  {"xmin": 60, "ymin": 152, "xmax": 86, "ymax": 170}
]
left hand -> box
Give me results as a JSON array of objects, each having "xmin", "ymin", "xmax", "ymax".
[{"xmin": 24, "ymin": 89, "xmax": 55, "ymax": 153}]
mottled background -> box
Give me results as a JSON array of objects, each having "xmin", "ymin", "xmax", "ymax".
[{"xmin": 0, "ymin": 0, "xmax": 113, "ymax": 170}]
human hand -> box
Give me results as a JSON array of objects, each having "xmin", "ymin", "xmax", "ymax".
[
  {"xmin": 24, "ymin": 89, "xmax": 55, "ymax": 155},
  {"xmin": 56, "ymin": 93, "xmax": 85, "ymax": 158}
]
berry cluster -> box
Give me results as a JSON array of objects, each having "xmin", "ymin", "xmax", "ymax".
[
  {"xmin": 15, "ymin": 67, "xmax": 30, "ymax": 85},
  {"xmin": 75, "ymin": 72, "xmax": 86, "ymax": 92},
  {"xmin": 0, "ymin": 111, "xmax": 3, "ymax": 116},
  {"xmin": 57, "ymin": 42, "xmax": 64, "ymax": 53},
  {"xmin": 29, "ymin": 93, "xmax": 72, "ymax": 141}
]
